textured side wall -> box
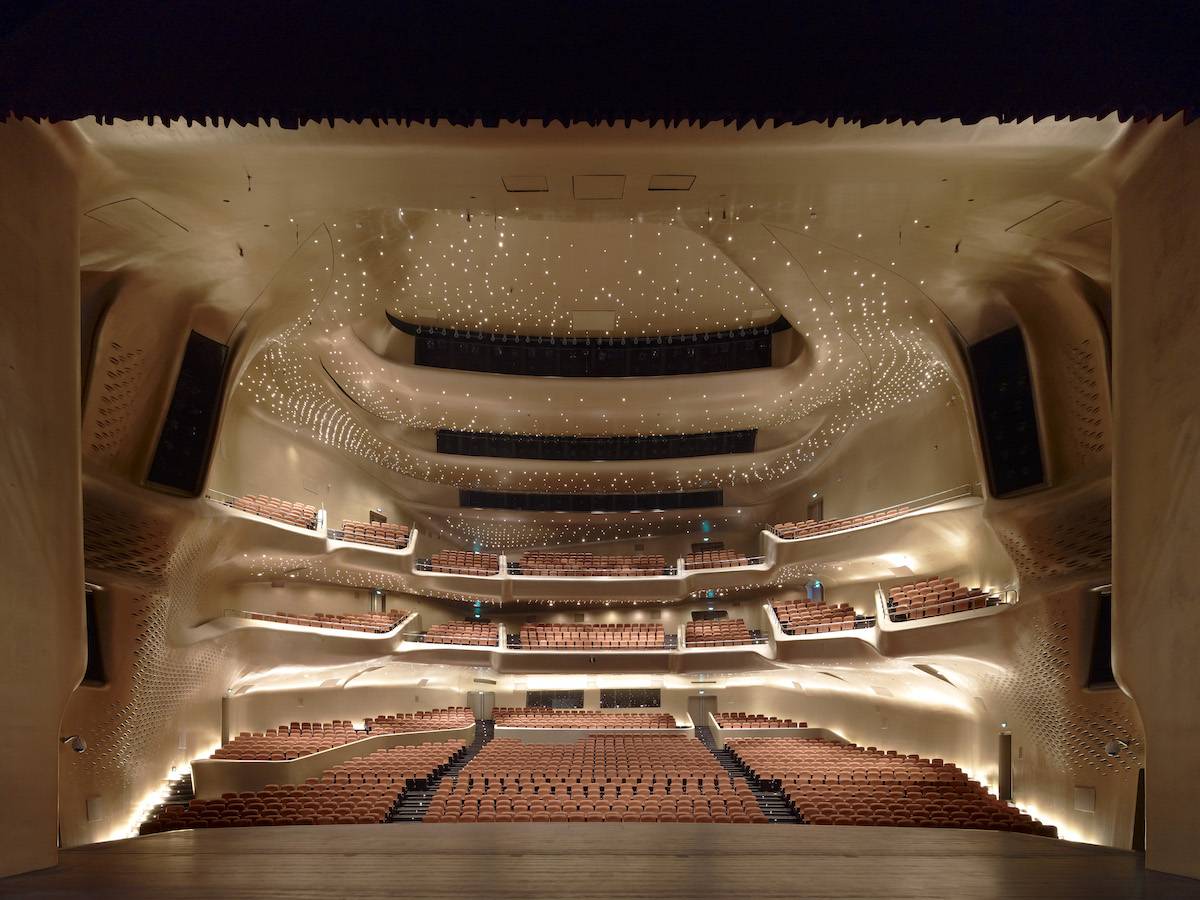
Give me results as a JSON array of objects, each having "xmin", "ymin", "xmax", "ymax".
[
  {"xmin": 0, "ymin": 121, "xmax": 85, "ymax": 877},
  {"xmin": 778, "ymin": 383, "xmax": 978, "ymax": 523},
  {"xmin": 1112, "ymin": 118, "xmax": 1200, "ymax": 878}
]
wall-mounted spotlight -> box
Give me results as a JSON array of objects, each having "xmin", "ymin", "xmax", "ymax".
[{"xmin": 61, "ymin": 735, "xmax": 87, "ymax": 754}]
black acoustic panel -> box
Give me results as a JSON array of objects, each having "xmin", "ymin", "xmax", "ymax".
[
  {"xmin": 526, "ymin": 690, "xmax": 584, "ymax": 709},
  {"xmin": 146, "ymin": 331, "xmax": 228, "ymax": 495},
  {"xmin": 459, "ymin": 489, "xmax": 722, "ymax": 513},
  {"xmin": 436, "ymin": 429, "xmax": 756, "ymax": 461},
  {"xmin": 968, "ymin": 326, "xmax": 1045, "ymax": 497},
  {"xmin": 600, "ymin": 688, "xmax": 661, "ymax": 709},
  {"xmin": 392, "ymin": 312, "xmax": 786, "ymax": 378}
]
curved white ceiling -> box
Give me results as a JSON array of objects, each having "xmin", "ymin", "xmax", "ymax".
[{"xmin": 71, "ymin": 115, "xmax": 1126, "ymax": 544}]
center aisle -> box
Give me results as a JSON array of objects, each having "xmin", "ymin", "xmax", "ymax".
[
  {"xmin": 390, "ymin": 719, "xmax": 495, "ymax": 822},
  {"xmin": 695, "ymin": 725, "xmax": 800, "ymax": 824}
]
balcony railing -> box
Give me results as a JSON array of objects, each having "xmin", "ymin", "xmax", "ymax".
[
  {"xmin": 507, "ymin": 561, "xmax": 679, "ymax": 577},
  {"xmin": 772, "ymin": 483, "xmax": 980, "ymax": 541}
]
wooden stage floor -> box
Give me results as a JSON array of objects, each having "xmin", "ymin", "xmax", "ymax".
[{"xmin": 3, "ymin": 823, "xmax": 1198, "ymax": 899}]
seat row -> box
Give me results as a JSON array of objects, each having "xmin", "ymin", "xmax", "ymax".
[
  {"xmin": 422, "ymin": 621, "xmax": 499, "ymax": 646},
  {"xmin": 427, "ymin": 550, "xmax": 501, "ymax": 576},
  {"xmin": 684, "ymin": 617, "xmax": 754, "ymax": 646},
  {"xmin": 517, "ymin": 622, "xmax": 667, "ymax": 649},
  {"xmin": 140, "ymin": 741, "xmax": 464, "ymax": 833},
  {"xmin": 683, "ymin": 549, "xmax": 753, "ymax": 570},
  {"xmin": 211, "ymin": 721, "xmax": 362, "ymax": 760},
  {"xmin": 772, "ymin": 597, "xmax": 874, "ymax": 635},
  {"xmin": 243, "ymin": 609, "xmax": 406, "ymax": 634},
  {"xmin": 886, "ymin": 577, "xmax": 995, "ymax": 621},
  {"xmin": 426, "ymin": 735, "xmax": 768, "ymax": 823},
  {"xmin": 514, "ymin": 553, "xmax": 669, "ymax": 577},
  {"xmin": 363, "ymin": 707, "xmax": 475, "ymax": 733},
  {"xmin": 715, "ymin": 712, "xmax": 805, "ymax": 728},
  {"xmin": 231, "ymin": 494, "xmax": 318, "ymax": 529},
  {"xmin": 210, "ymin": 708, "xmax": 473, "ymax": 760},
  {"xmin": 726, "ymin": 737, "xmax": 1056, "ymax": 836},
  {"xmin": 773, "ymin": 505, "xmax": 910, "ymax": 540},
  {"xmin": 338, "ymin": 519, "xmax": 411, "ymax": 550},
  {"xmin": 494, "ymin": 708, "xmax": 677, "ymax": 729}
]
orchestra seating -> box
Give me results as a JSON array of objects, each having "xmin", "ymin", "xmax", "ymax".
[
  {"xmin": 363, "ymin": 707, "xmax": 475, "ymax": 733},
  {"xmin": 714, "ymin": 713, "xmax": 804, "ymax": 728},
  {"xmin": 683, "ymin": 549, "xmax": 752, "ymax": 570},
  {"xmin": 886, "ymin": 577, "xmax": 995, "ymax": 621},
  {"xmin": 428, "ymin": 550, "xmax": 501, "ymax": 575},
  {"xmin": 494, "ymin": 708, "xmax": 677, "ymax": 729},
  {"xmin": 141, "ymin": 740, "xmax": 464, "ymax": 832},
  {"xmin": 513, "ymin": 552, "xmax": 669, "ymax": 576},
  {"xmin": 211, "ymin": 720, "xmax": 364, "ymax": 760},
  {"xmin": 772, "ymin": 597, "xmax": 874, "ymax": 634},
  {"xmin": 685, "ymin": 617, "xmax": 755, "ymax": 646},
  {"xmin": 230, "ymin": 494, "xmax": 318, "ymax": 529},
  {"xmin": 422, "ymin": 621, "xmax": 499, "ymax": 646},
  {"xmin": 244, "ymin": 609, "xmax": 406, "ymax": 633},
  {"xmin": 424, "ymin": 734, "xmax": 769, "ymax": 823},
  {"xmin": 338, "ymin": 519, "xmax": 411, "ymax": 549},
  {"xmin": 772, "ymin": 505, "xmax": 910, "ymax": 540},
  {"xmin": 727, "ymin": 737, "xmax": 1057, "ymax": 836},
  {"xmin": 518, "ymin": 622, "xmax": 667, "ymax": 649}
]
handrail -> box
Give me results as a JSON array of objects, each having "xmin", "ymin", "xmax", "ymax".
[
  {"xmin": 415, "ymin": 558, "xmax": 502, "ymax": 576},
  {"xmin": 327, "ymin": 528, "xmax": 408, "ymax": 550},
  {"xmin": 868, "ymin": 482, "xmax": 981, "ymax": 518},
  {"xmin": 682, "ymin": 555, "xmax": 767, "ymax": 571},
  {"xmin": 507, "ymin": 562, "xmax": 679, "ymax": 577},
  {"xmin": 682, "ymin": 635, "xmax": 771, "ymax": 648},
  {"xmin": 882, "ymin": 586, "xmax": 1017, "ymax": 623},
  {"xmin": 205, "ymin": 488, "xmax": 323, "ymax": 531},
  {"xmin": 220, "ymin": 609, "xmax": 405, "ymax": 634},
  {"xmin": 772, "ymin": 483, "xmax": 980, "ymax": 539}
]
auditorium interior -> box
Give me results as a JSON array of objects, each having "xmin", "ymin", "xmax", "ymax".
[{"xmin": 1, "ymin": 104, "xmax": 1199, "ymax": 898}]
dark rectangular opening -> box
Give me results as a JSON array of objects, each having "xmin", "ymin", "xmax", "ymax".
[
  {"xmin": 691, "ymin": 609, "xmax": 729, "ymax": 621},
  {"xmin": 1133, "ymin": 767, "xmax": 1146, "ymax": 852},
  {"xmin": 1087, "ymin": 589, "xmax": 1117, "ymax": 688},
  {"xmin": 436, "ymin": 429, "xmax": 756, "ymax": 461},
  {"xmin": 392, "ymin": 312, "xmax": 786, "ymax": 377},
  {"xmin": 146, "ymin": 331, "xmax": 229, "ymax": 495},
  {"xmin": 968, "ymin": 326, "xmax": 1045, "ymax": 497},
  {"xmin": 998, "ymin": 732, "xmax": 1013, "ymax": 801},
  {"xmin": 526, "ymin": 689, "xmax": 584, "ymax": 709},
  {"xmin": 600, "ymin": 688, "xmax": 662, "ymax": 709},
  {"xmin": 83, "ymin": 588, "xmax": 106, "ymax": 686}
]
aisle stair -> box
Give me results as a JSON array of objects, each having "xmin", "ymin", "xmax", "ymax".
[
  {"xmin": 695, "ymin": 725, "xmax": 801, "ymax": 824},
  {"xmin": 388, "ymin": 719, "xmax": 494, "ymax": 822}
]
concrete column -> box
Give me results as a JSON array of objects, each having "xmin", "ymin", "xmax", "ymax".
[
  {"xmin": 1112, "ymin": 118, "xmax": 1200, "ymax": 879},
  {"xmin": 0, "ymin": 120, "xmax": 85, "ymax": 877}
]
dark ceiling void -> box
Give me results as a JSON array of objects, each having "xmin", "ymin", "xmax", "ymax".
[
  {"xmin": 437, "ymin": 429, "xmax": 756, "ymax": 461},
  {"xmin": 0, "ymin": 4, "xmax": 1192, "ymax": 125}
]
